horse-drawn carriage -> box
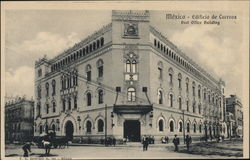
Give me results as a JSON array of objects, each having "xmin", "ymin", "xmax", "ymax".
[{"xmin": 33, "ymin": 132, "xmax": 68, "ymax": 149}]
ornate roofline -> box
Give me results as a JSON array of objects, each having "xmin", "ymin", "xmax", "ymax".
[
  {"xmin": 49, "ymin": 23, "xmax": 112, "ymax": 63},
  {"xmin": 149, "ymin": 25, "xmax": 222, "ymax": 87}
]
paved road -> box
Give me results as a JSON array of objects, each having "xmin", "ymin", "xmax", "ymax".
[{"xmin": 5, "ymin": 142, "xmax": 238, "ymax": 159}]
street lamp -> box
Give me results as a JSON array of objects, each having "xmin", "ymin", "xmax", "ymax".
[
  {"xmin": 56, "ymin": 119, "xmax": 60, "ymax": 131},
  {"xmin": 77, "ymin": 116, "xmax": 81, "ymax": 130}
]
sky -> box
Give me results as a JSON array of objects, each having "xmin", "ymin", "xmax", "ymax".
[{"xmin": 4, "ymin": 10, "xmax": 244, "ymax": 100}]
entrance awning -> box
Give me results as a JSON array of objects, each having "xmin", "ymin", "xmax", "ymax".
[{"xmin": 113, "ymin": 105, "xmax": 153, "ymax": 114}]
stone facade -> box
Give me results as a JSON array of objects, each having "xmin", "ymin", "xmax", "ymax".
[
  {"xmin": 5, "ymin": 97, "xmax": 34, "ymax": 143},
  {"xmin": 34, "ymin": 10, "xmax": 226, "ymax": 143},
  {"xmin": 226, "ymin": 95, "xmax": 243, "ymax": 137}
]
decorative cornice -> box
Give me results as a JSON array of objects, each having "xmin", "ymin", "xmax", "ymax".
[
  {"xmin": 149, "ymin": 25, "xmax": 222, "ymax": 87},
  {"xmin": 49, "ymin": 23, "xmax": 112, "ymax": 63},
  {"xmin": 112, "ymin": 10, "xmax": 150, "ymax": 22}
]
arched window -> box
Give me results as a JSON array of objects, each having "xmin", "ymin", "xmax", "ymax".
[
  {"xmin": 86, "ymin": 65, "xmax": 91, "ymax": 81},
  {"xmin": 52, "ymin": 101, "xmax": 56, "ymax": 113},
  {"xmin": 52, "ymin": 124, "xmax": 56, "ymax": 132},
  {"xmin": 87, "ymin": 93, "xmax": 92, "ymax": 106},
  {"xmin": 37, "ymin": 85, "xmax": 41, "ymax": 99},
  {"xmin": 86, "ymin": 121, "xmax": 92, "ymax": 133},
  {"xmin": 132, "ymin": 60, "xmax": 136, "ymax": 73},
  {"xmin": 193, "ymin": 103, "xmax": 196, "ymax": 113},
  {"xmin": 97, "ymin": 119, "xmax": 104, "ymax": 132},
  {"xmin": 62, "ymin": 99, "xmax": 66, "ymax": 111},
  {"xmin": 86, "ymin": 46, "xmax": 89, "ymax": 54},
  {"xmin": 192, "ymin": 82, "xmax": 196, "ymax": 97},
  {"xmin": 39, "ymin": 125, "xmax": 43, "ymax": 134},
  {"xmin": 52, "ymin": 80, "xmax": 56, "ymax": 96},
  {"xmin": 126, "ymin": 60, "xmax": 131, "ymax": 73},
  {"xmin": 154, "ymin": 39, "xmax": 157, "ymax": 46},
  {"xmin": 178, "ymin": 73, "xmax": 182, "ymax": 88},
  {"xmin": 159, "ymin": 120, "xmax": 164, "ymax": 131},
  {"xmin": 170, "ymin": 121, "xmax": 174, "ymax": 132},
  {"xmin": 46, "ymin": 104, "xmax": 49, "ymax": 114},
  {"xmin": 198, "ymin": 85, "xmax": 201, "ymax": 99},
  {"xmin": 199, "ymin": 124, "xmax": 202, "ymax": 133},
  {"xmin": 198, "ymin": 104, "xmax": 201, "ymax": 114},
  {"xmin": 186, "ymin": 100, "xmax": 189, "ymax": 111},
  {"xmin": 179, "ymin": 97, "xmax": 182, "ymax": 109},
  {"xmin": 97, "ymin": 59, "xmax": 104, "ymax": 78},
  {"xmin": 179, "ymin": 121, "xmax": 183, "ymax": 132},
  {"xmin": 100, "ymin": 37, "xmax": 104, "ymax": 46},
  {"xmin": 158, "ymin": 90, "xmax": 163, "ymax": 104},
  {"xmin": 193, "ymin": 123, "xmax": 196, "ymax": 133},
  {"xmin": 45, "ymin": 124, "xmax": 48, "ymax": 133},
  {"xmin": 68, "ymin": 98, "xmax": 71, "ymax": 110},
  {"xmin": 169, "ymin": 93, "xmax": 173, "ymax": 107},
  {"xmin": 97, "ymin": 40, "xmax": 100, "ymax": 48},
  {"xmin": 89, "ymin": 44, "xmax": 92, "ymax": 52},
  {"xmin": 98, "ymin": 90, "xmax": 103, "ymax": 104},
  {"xmin": 127, "ymin": 87, "xmax": 136, "ymax": 102},
  {"xmin": 187, "ymin": 123, "xmax": 190, "ymax": 133},
  {"xmin": 74, "ymin": 96, "xmax": 77, "ymax": 109},
  {"xmin": 93, "ymin": 42, "xmax": 96, "ymax": 50},
  {"xmin": 168, "ymin": 68, "xmax": 173, "ymax": 84},
  {"xmin": 157, "ymin": 42, "xmax": 160, "ymax": 48},
  {"xmin": 45, "ymin": 83, "xmax": 49, "ymax": 97}
]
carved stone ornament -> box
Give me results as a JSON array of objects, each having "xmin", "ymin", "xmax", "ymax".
[{"xmin": 123, "ymin": 23, "xmax": 139, "ymax": 38}]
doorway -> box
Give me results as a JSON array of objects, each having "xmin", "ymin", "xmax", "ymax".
[
  {"xmin": 124, "ymin": 120, "xmax": 141, "ymax": 142},
  {"xmin": 65, "ymin": 121, "xmax": 74, "ymax": 141}
]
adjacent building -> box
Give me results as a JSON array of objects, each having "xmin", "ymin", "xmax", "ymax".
[
  {"xmin": 34, "ymin": 10, "xmax": 226, "ymax": 143},
  {"xmin": 5, "ymin": 97, "xmax": 34, "ymax": 143},
  {"xmin": 226, "ymin": 95, "xmax": 243, "ymax": 138}
]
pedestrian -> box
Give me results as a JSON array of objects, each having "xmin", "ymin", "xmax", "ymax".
[
  {"xmin": 22, "ymin": 141, "xmax": 32, "ymax": 157},
  {"xmin": 142, "ymin": 135, "xmax": 149, "ymax": 151},
  {"xmin": 165, "ymin": 136, "xmax": 169, "ymax": 144},
  {"xmin": 152, "ymin": 136, "xmax": 155, "ymax": 144},
  {"xmin": 161, "ymin": 137, "xmax": 166, "ymax": 143},
  {"xmin": 185, "ymin": 135, "xmax": 192, "ymax": 152},
  {"xmin": 42, "ymin": 139, "xmax": 51, "ymax": 156},
  {"xmin": 172, "ymin": 134, "xmax": 180, "ymax": 152},
  {"xmin": 112, "ymin": 137, "xmax": 116, "ymax": 147}
]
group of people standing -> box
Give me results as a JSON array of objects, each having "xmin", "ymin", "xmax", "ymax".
[
  {"xmin": 142, "ymin": 134, "xmax": 192, "ymax": 152},
  {"xmin": 173, "ymin": 134, "xmax": 192, "ymax": 152}
]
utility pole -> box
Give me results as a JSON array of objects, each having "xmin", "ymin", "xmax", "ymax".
[
  {"xmin": 182, "ymin": 110, "xmax": 185, "ymax": 144},
  {"xmin": 105, "ymin": 104, "xmax": 107, "ymax": 146}
]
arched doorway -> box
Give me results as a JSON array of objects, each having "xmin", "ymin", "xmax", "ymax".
[{"xmin": 65, "ymin": 121, "xmax": 74, "ymax": 141}]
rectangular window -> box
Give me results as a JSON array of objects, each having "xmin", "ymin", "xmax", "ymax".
[{"xmin": 187, "ymin": 101, "xmax": 189, "ymax": 111}]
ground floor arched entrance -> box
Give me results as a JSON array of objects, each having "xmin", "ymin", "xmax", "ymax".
[
  {"xmin": 123, "ymin": 120, "xmax": 141, "ymax": 142},
  {"xmin": 65, "ymin": 121, "xmax": 74, "ymax": 141}
]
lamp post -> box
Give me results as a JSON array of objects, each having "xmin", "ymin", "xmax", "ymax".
[
  {"xmin": 182, "ymin": 109, "xmax": 185, "ymax": 144},
  {"xmin": 105, "ymin": 104, "xmax": 107, "ymax": 146},
  {"xmin": 77, "ymin": 116, "xmax": 81, "ymax": 130}
]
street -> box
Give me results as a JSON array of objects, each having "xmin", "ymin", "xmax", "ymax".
[{"xmin": 5, "ymin": 139, "xmax": 243, "ymax": 159}]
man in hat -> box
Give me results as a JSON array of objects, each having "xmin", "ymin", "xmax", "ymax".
[{"xmin": 172, "ymin": 134, "xmax": 180, "ymax": 152}]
